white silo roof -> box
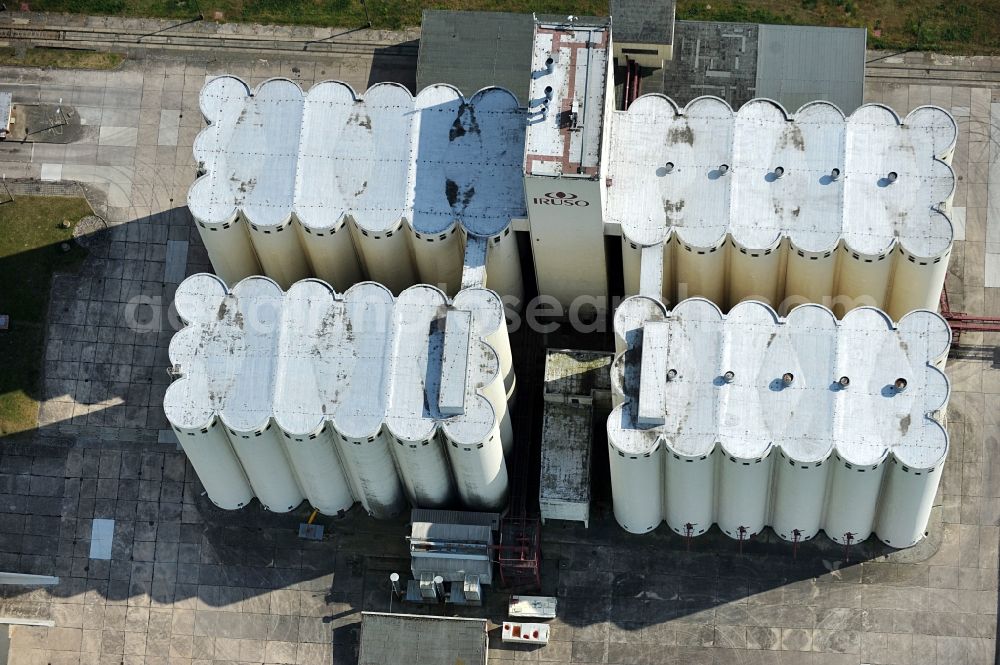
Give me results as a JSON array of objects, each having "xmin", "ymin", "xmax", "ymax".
[
  {"xmin": 609, "ymin": 297, "xmax": 951, "ymax": 468},
  {"xmin": 189, "ymin": 77, "xmax": 527, "ymax": 237},
  {"xmin": 164, "ymin": 274, "xmax": 505, "ymax": 444},
  {"xmin": 607, "ymin": 96, "xmax": 957, "ymax": 257}
]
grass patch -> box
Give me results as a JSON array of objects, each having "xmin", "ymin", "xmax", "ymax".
[
  {"xmin": 676, "ymin": 0, "xmax": 1000, "ymax": 54},
  {"xmin": 0, "ymin": 46, "xmax": 123, "ymax": 69},
  {"xmin": 0, "ymin": 196, "xmax": 91, "ymax": 436},
  {"xmin": 28, "ymin": 0, "xmax": 609, "ymax": 30},
  {"xmin": 21, "ymin": 0, "xmax": 1000, "ymax": 53}
]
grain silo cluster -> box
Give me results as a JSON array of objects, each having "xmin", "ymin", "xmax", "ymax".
[
  {"xmin": 188, "ymin": 76, "xmax": 526, "ymax": 300},
  {"xmin": 163, "ymin": 273, "xmax": 513, "ymax": 517},
  {"xmin": 608, "ymin": 296, "xmax": 950, "ymax": 548},
  {"xmin": 609, "ymin": 97, "xmax": 957, "ymax": 320},
  {"xmin": 173, "ymin": 15, "xmax": 959, "ymax": 549}
]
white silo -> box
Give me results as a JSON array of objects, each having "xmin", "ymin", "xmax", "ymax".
[
  {"xmin": 189, "ymin": 214, "xmax": 261, "ymax": 286},
  {"xmin": 247, "ymin": 220, "xmax": 311, "ymax": 289},
  {"xmin": 334, "ymin": 427, "xmax": 406, "ymax": 518},
  {"xmin": 727, "ymin": 240, "xmax": 783, "ymax": 307},
  {"xmin": 663, "ymin": 451, "xmax": 714, "ymax": 537},
  {"xmin": 716, "ymin": 453, "xmax": 774, "ymax": 539},
  {"xmin": 770, "ymin": 453, "xmax": 831, "ymax": 542},
  {"xmin": 783, "ymin": 244, "xmax": 836, "ymax": 315},
  {"xmin": 389, "ymin": 431, "xmax": 455, "ymax": 508},
  {"xmin": 278, "ymin": 425, "xmax": 354, "ymax": 516},
  {"xmin": 485, "ymin": 227, "xmax": 524, "ymax": 304},
  {"xmin": 166, "ymin": 273, "xmax": 303, "ymax": 512},
  {"xmin": 603, "ymin": 294, "xmax": 951, "ymax": 547},
  {"xmin": 871, "ymin": 308, "xmax": 951, "ymax": 546},
  {"xmin": 225, "ymin": 422, "xmax": 304, "ymax": 513},
  {"xmin": 294, "ymin": 219, "xmax": 363, "ymax": 292},
  {"xmin": 875, "ymin": 459, "xmax": 944, "ymax": 548},
  {"xmin": 886, "ymin": 244, "xmax": 952, "ymax": 321},
  {"xmin": 168, "ymin": 417, "xmax": 253, "ymax": 510},
  {"xmin": 834, "ymin": 247, "xmax": 893, "ymax": 316},
  {"xmin": 607, "ymin": 294, "xmax": 671, "ymax": 533},
  {"xmin": 823, "ymin": 457, "xmax": 886, "ymax": 544}
]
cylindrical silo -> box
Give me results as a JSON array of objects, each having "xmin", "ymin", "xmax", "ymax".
[
  {"xmin": 675, "ymin": 240, "xmax": 727, "ymax": 306},
  {"xmin": 247, "ymin": 219, "xmax": 310, "ymax": 289},
  {"xmin": 278, "ymin": 423, "xmax": 355, "ymax": 516},
  {"xmin": 485, "ymin": 227, "xmax": 524, "ymax": 305},
  {"xmin": 874, "ymin": 457, "xmax": 944, "ymax": 548},
  {"xmin": 388, "ymin": 431, "xmax": 455, "ymax": 508},
  {"xmin": 728, "ymin": 240, "xmax": 783, "ymax": 308},
  {"xmin": 885, "ymin": 247, "xmax": 951, "ymax": 322},
  {"xmin": 834, "ymin": 247, "xmax": 892, "ymax": 317},
  {"xmin": 409, "ymin": 222, "xmax": 464, "ymax": 295},
  {"xmin": 716, "ymin": 451, "xmax": 774, "ymax": 539},
  {"xmin": 823, "ymin": 456, "xmax": 886, "ymax": 544},
  {"xmin": 623, "ymin": 240, "xmax": 642, "ymax": 296},
  {"xmin": 770, "ymin": 452, "xmax": 831, "ymax": 541},
  {"xmin": 225, "ymin": 420, "xmax": 304, "ymax": 512},
  {"xmin": 444, "ymin": 425, "xmax": 508, "ymax": 511},
  {"xmin": 334, "ymin": 427, "xmax": 406, "ymax": 518},
  {"xmin": 352, "ymin": 219, "xmax": 416, "ymax": 294},
  {"xmin": 486, "ymin": 319, "xmax": 515, "ymax": 399},
  {"xmin": 480, "ymin": 370, "xmax": 514, "ymax": 455},
  {"xmin": 171, "ymin": 418, "xmax": 253, "ymax": 510},
  {"xmin": 194, "ymin": 217, "xmax": 261, "ymax": 285},
  {"xmin": 663, "ymin": 449, "xmax": 714, "ymax": 537},
  {"xmin": 608, "ymin": 440, "xmax": 662, "ymax": 534},
  {"xmin": 784, "ymin": 244, "xmax": 836, "ymax": 315},
  {"xmin": 294, "ymin": 216, "xmax": 364, "ymax": 292}
]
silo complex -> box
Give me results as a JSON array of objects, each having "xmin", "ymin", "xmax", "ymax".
[
  {"xmin": 608, "ymin": 296, "xmax": 951, "ymax": 547},
  {"xmin": 607, "ymin": 97, "xmax": 957, "ymax": 321},
  {"xmin": 164, "ymin": 273, "xmax": 513, "ymax": 517},
  {"xmin": 189, "ymin": 76, "xmax": 527, "ymax": 301}
]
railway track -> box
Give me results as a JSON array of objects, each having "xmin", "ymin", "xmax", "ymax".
[
  {"xmin": 0, "ymin": 23, "xmax": 419, "ymax": 60},
  {"xmin": 865, "ymin": 61, "xmax": 1000, "ymax": 86}
]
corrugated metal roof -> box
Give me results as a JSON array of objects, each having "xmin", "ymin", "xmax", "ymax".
[
  {"xmin": 755, "ymin": 25, "xmax": 866, "ymax": 115},
  {"xmin": 417, "ymin": 10, "xmax": 534, "ymax": 105},
  {"xmin": 410, "ymin": 508, "xmax": 500, "ymax": 530},
  {"xmin": 359, "ymin": 613, "xmax": 488, "ymax": 665},
  {"xmin": 610, "ymin": 0, "xmax": 675, "ymax": 45}
]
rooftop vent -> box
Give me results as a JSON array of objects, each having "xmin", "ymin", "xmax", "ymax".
[
  {"xmin": 723, "ymin": 370, "xmax": 735, "ymax": 383},
  {"xmin": 782, "ymin": 372, "xmax": 794, "ymax": 386},
  {"xmin": 894, "ymin": 377, "xmax": 908, "ymax": 392},
  {"xmin": 838, "ymin": 376, "xmax": 850, "ymax": 388}
]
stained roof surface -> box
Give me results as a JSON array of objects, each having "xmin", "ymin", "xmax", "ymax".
[
  {"xmin": 189, "ymin": 76, "xmax": 526, "ymax": 237},
  {"xmin": 607, "ymin": 97, "xmax": 957, "ymax": 256},
  {"xmin": 609, "ymin": 297, "xmax": 951, "ymax": 468},
  {"xmin": 164, "ymin": 274, "xmax": 505, "ymax": 445}
]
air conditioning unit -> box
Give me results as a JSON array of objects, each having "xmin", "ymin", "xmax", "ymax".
[{"xmin": 463, "ymin": 574, "xmax": 481, "ymax": 602}]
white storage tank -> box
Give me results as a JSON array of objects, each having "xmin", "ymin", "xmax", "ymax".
[
  {"xmin": 165, "ymin": 273, "xmax": 517, "ymax": 518},
  {"xmin": 607, "ymin": 295, "xmax": 951, "ymax": 547},
  {"xmin": 609, "ymin": 97, "xmax": 957, "ymax": 319},
  {"xmin": 167, "ymin": 417, "xmax": 253, "ymax": 510},
  {"xmin": 190, "ymin": 76, "xmax": 526, "ymax": 302}
]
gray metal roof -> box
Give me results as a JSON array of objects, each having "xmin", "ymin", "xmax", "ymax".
[
  {"xmin": 359, "ymin": 613, "xmax": 488, "ymax": 665},
  {"xmin": 610, "ymin": 0, "xmax": 676, "ymax": 45},
  {"xmin": 755, "ymin": 24, "xmax": 866, "ymax": 114},
  {"xmin": 417, "ymin": 10, "xmax": 534, "ymax": 105}
]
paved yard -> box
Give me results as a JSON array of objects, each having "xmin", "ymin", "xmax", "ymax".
[{"xmin": 0, "ymin": 37, "xmax": 997, "ymax": 665}]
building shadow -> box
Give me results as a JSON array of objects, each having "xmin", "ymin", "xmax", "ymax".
[{"xmin": 367, "ymin": 40, "xmax": 418, "ymax": 92}]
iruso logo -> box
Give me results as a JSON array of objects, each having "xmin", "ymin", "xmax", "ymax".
[{"xmin": 532, "ymin": 191, "xmax": 590, "ymax": 207}]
